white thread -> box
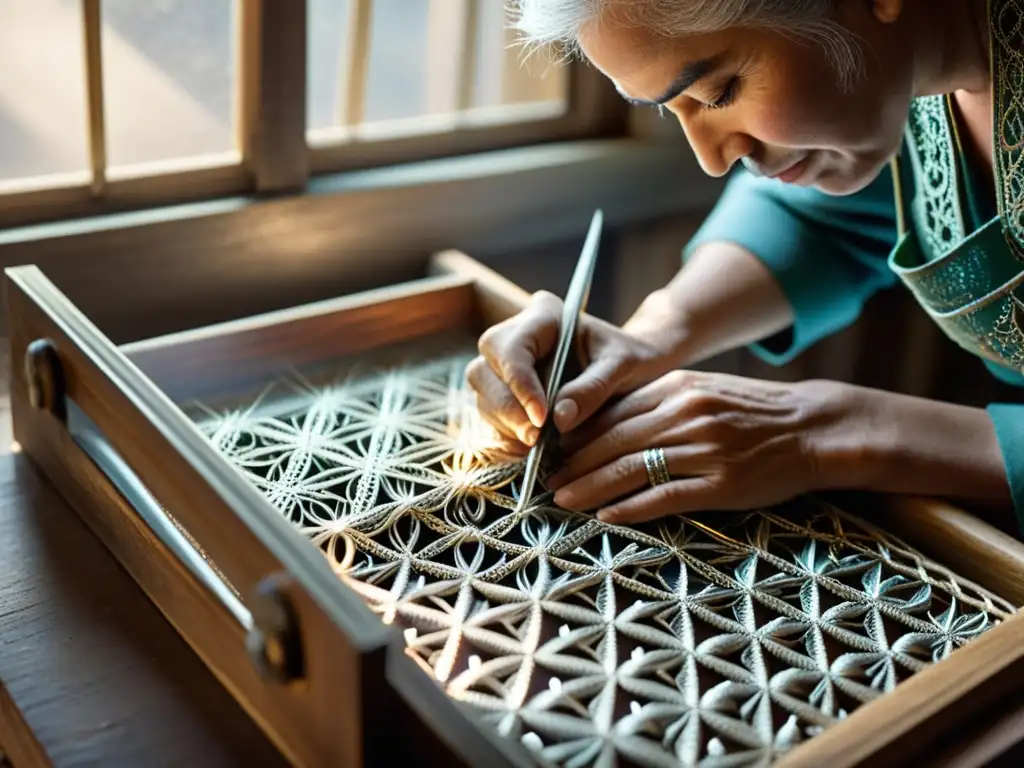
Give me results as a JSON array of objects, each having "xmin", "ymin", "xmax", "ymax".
[{"xmin": 192, "ymin": 350, "xmax": 1014, "ymax": 766}]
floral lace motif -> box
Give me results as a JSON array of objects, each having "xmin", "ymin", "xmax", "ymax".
[
  {"xmin": 189, "ymin": 351, "xmax": 1013, "ymax": 767},
  {"xmin": 892, "ymin": 1, "xmax": 1024, "ymax": 373},
  {"xmin": 991, "ymin": 291, "xmax": 1024, "ymax": 369},
  {"xmin": 906, "ymin": 95, "xmax": 966, "ymax": 260},
  {"xmin": 993, "ymin": 0, "xmax": 1024, "ymax": 256}
]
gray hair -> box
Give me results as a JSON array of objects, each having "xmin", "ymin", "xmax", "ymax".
[{"xmin": 509, "ymin": 0, "xmax": 862, "ymax": 88}]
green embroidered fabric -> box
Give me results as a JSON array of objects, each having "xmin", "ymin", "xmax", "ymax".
[
  {"xmin": 889, "ymin": 0, "xmax": 1024, "ymax": 372},
  {"xmin": 892, "ymin": 226, "xmax": 1024, "ymax": 369},
  {"xmin": 993, "ymin": 0, "xmax": 1024, "ymax": 256},
  {"xmin": 904, "ymin": 94, "xmax": 967, "ymax": 259},
  {"xmin": 890, "ymin": 215, "xmax": 1011, "ymax": 314}
]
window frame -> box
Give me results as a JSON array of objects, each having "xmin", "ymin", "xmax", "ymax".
[{"xmin": 0, "ymin": 0, "xmax": 628, "ymax": 229}]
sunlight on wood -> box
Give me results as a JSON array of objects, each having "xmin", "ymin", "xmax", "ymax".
[
  {"xmin": 104, "ymin": 151, "xmax": 242, "ymax": 182},
  {"xmin": 424, "ymin": 0, "xmax": 477, "ymax": 115},
  {"xmin": 0, "ymin": 171, "xmax": 93, "ymax": 196},
  {"xmin": 0, "ymin": 0, "xmax": 587, "ymax": 226},
  {"xmin": 83, "ymin": 0, "xmax": 107, "ymax": 193},
  {"xmin": 307, "ymin": 100, "xmax": 568, "ymax": 148},
  {"xmin": 340, "ymin": 0, "xmax": 372, "ymax": 126}
]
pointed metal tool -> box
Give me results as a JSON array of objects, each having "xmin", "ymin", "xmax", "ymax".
[{"xmin": 516, "ymin": 209, "xmax": 603, "ymax": 513}]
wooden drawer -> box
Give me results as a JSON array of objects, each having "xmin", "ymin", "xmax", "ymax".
[
  {"xmin": 0, "ymin": 452, "xmax": 287, "ymax": 768},
  {"xmin": 6, "ymin": 251, "xmax": 1024, "ymax": 767}
]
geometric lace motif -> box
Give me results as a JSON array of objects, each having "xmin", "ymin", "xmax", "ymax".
[{"xmin": 189, "ymin": 350, "xmax": 1014, "ymax": 767}]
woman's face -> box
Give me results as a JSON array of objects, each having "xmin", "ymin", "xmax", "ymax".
[{"xmin": 577, "ymin": 2, "xmax": 916, "ymax": 195}]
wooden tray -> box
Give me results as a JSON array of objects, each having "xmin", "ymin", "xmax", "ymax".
[{"xmin": 6, "ymin": 250, "xmax": 1024, "ymax": 768}]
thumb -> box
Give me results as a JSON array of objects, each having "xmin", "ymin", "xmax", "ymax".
[{"xmin": 551, "ymin": 356, "xmax": 627, "ymax": 432}]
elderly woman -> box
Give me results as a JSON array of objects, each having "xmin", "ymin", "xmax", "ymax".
[{"xmin": 467, "ymin": 0, "xmax": 1024, "ymax": 533}]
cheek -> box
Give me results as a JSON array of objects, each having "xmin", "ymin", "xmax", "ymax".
[
  {"xmin": 745, "ymin": 77, "xmax": 890, "ymax": 152},
  {"xmin": 741, "ymin": 54, "xmax": 871, "ymax": 149},
  {"xmin": 746, "ymin": 92, "xmax": 844, "ymax": 147}
]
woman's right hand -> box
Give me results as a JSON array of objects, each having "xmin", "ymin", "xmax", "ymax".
[{"xmin": 465, "ymin": 290, "xmax": 685, "ymax": 448}]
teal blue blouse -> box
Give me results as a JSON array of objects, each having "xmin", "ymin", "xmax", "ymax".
[{"xmin": 683, "ymin": 166, "xmax": 1024, "ymax": 530}]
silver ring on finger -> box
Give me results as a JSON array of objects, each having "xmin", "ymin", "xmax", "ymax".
[{"xmin": 642, "ymin": 447, "xmax": 671, "ymax": 488}]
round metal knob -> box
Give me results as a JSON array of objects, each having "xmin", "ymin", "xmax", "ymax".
[
  {"xmin": 24, "ymin": 338, "xmax": 65, "ymax": 420},
  {"xmin": 245, "ymin": 573, "xmax": 304, "ymax": 684}
]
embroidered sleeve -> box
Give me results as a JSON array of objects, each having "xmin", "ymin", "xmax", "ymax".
[{"xmin": 683, "ymin": 166, "xmax": 900, "ymax": 365}]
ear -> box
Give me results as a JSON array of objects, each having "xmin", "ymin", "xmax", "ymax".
[{"xmin": 872, "ymin": 0, "xmax": 904, "ymax": 23}]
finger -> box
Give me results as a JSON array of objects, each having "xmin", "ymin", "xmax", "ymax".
[
  {"xmin": 560, "ymin": 378, "xmax": 668, "ymax": 454},
  {"xmin": 465, "ymin": 357, "xmax": 539, "ymax": 446},
  {"xmin": 478, "ymin": 294, "xmax": 561, "ymax": 428},
  {"xmin": 487, "ymin": 435, "xmax": 531, "ymax": 459},
  {"xmin": 552, "ymin": 356, "xmax": 626, "ymax": 433},
  {"xmin": 549, "ymin": 404, "xmax": 671, "ymax": 490},
  {"xmin": 552, "ymin": 444, "xmax": 709, "ymax": 512},
  {"xmin": 492, "ymin": 345, "xmax": 549, "ymax": 428},
  {"xmin": 597, "ymin": 477, "xmax": 726, "ymax": 524}
]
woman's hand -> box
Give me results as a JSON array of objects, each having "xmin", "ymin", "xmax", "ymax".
[
  {"xmin": 466, "ymin": 290, "xmax": 688, "ymax": 449},
  {"xmin": 547, "ymin": 371, "xmax": 869, "ymax": 523}
]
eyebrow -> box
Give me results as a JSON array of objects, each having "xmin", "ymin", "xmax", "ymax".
[{"xmin": 617, "ymin": 57, "xmax": 719, "ymax": 106}]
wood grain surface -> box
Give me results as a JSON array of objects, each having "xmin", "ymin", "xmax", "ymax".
[
  {"xmin": 7, "ymin": 267, "xmax": 382, "ymax": 768},
  {"xmin": 0, "ymin": 452, "xmax": 287, "ymax": 767}
]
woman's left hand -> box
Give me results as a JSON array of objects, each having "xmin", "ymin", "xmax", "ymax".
[{"xmin": 546, "ymin": 370, "xmax": 867, "ymax": 524}]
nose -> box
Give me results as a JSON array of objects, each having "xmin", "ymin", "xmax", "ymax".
[{"xmin": 674, "ymin": 111, "xmax": 753, "ymax": 178}]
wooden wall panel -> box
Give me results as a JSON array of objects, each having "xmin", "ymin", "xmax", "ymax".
[{"xmin": 0, "ymin": 143, "xmax": 719, "ymax": 346}]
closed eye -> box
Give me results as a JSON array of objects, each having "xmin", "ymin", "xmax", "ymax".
[{"xmin": 703, "ymin": 76, "xmax": 740, "ymax": 110}]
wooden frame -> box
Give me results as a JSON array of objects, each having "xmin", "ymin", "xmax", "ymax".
[
  {"xmin": 304, "ymin": 0, "xmax": 623, "ymax": 175},
  {"xmin": 0, "ymin": 0, "xmax": 626, "ymax": 230},
  {"xmin": 0, "ymin": 140, "xmax": 718, "ymax": 343},
  {"xmin": 82, "ymin": 0, "xmax": 106, "ymax": 196},
  {"xmin": 0, "ymin": 452, "xmax": 288, "ymax": 768},
  {"xmin": 306, "ymin": 63, "xmax": 625, "ymax": 175},
  {"xmin": 425, "ymin": 0, "xmax": 478, "ymax": 115},
  {"xmin": 6, "ymin": 250, "xmax": 1024, "ymax": 766},
  {"xmin": 339, "ymin": 0, "xmax": 373, "ymax": 127},
  {"xmin": 239, "ymin": 0, "xmax": 310, "ymax": 192},
  {"xmin": 4, "ymin": 255, "xmax": 538, "ymax": 767}
]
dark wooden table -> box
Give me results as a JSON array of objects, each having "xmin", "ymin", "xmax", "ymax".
[{"xmin": 0, "ymin": 452, "xmax": 287, "ymax": 767}]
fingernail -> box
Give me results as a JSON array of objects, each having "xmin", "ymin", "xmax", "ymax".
[
  {"xmin": 554, "ymin": 399, "xmax": 579, "ymax": 431},
  {"xmin": 523, "ymin": 426, "xmax": 540, "ymax": 446},
  {"xmin": 554, "ymin": 488, "xmax": 575, "ymax": 507},
  {"xmin": 596, "ymin": 509, "xmax": 615, "ymax": 523},
  {"xmin": 526, "ymin": 400, "xmax": 546, "ymax": 429}
]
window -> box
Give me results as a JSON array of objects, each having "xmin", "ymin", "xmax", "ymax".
[
  {"xmin": 307, "ymin": 0, "xmax": 565, "ymax": 141},
  {"xmin": 0, "ymin": 0, "xmax": 623, "ymax": 229},
  {"xmin": 101, "ymin": 0, "xmax": 237, "ymax": 172},
  {"xmin": 0, "ymin": 0, "xmax": 90, "ymax": 185}
]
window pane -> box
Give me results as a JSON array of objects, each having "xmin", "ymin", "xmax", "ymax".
[
  {"xmin": 471, "ymin": 2, "xmax": 567, "ymax": 109},
  {"xmin": 102, "ymin": 0, "xmax": 237, "ymax": 171},
  {"xmin": 362, "ymin": 0, "xmax": 430, "ymax": 123},
  {"xmin": 307, "ymin": 0, "xmax": 350, "ymax": 132},
  {"xmin": 307, "ymin": 0, "xmax": 567, "ymax": 139},
  {"xmin": 0, "ymin": 0, "xmax": 89, "ymax": 183}
]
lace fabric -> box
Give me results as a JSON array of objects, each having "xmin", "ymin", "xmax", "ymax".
[
  {"xmin": 993, "ymin": 0, "xmax": 1024, "ymax": 256},
  {"xmin": 188, "ymin": 350, "xmax": 1013, "ymax": 767},
  {"xmin": 905, "ymin": 95, "xmax": 967, "ymax": 260}
]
